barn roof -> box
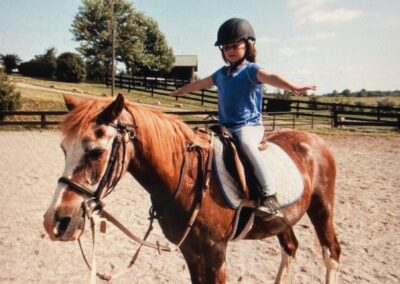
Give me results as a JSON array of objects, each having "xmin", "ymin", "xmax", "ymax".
[{"xmin": 174, "ymin": 55, "xmax": 198, "ymax": 71}]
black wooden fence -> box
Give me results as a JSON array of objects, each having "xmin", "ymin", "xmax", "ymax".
[
  {"xmin": 1, "ymin": 108, "xmax": 398, "ymax": 131},
  {"xmin": 106, "ymin": 74, "xmax": 400, "ymax": 131},
  {"xmin": 0, "ymin": 75, "xmax": 398, "ymax": 130}
]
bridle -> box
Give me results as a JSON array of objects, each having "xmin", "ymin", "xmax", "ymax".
[
  {"xmin": 57, "ymin": 121, "xmax": 171, "ymax": 282},
  {"xmin": 58, "ymin": 121, "xmax": 136, "ymax": 214}
]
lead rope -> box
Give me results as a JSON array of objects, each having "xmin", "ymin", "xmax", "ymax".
[
  {"xmin": 78, "ymin": 210, "xmax": 167, "ymax": 283},
  {"xmin": 77, "ymin": 217, "xmax": 103, "ymax": 283}
]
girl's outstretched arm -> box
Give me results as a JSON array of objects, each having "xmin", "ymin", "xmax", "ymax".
[
  {"xmin": 170, "ymin": 76, "xmax": 214, "ymax": 96},
  {"xmin": 257, "ymin": 69, "xmax": 316, "ymax": 95}
]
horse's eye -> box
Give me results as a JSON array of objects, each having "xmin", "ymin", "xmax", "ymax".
[{"xmin": 88, "ymin": 149, "xmax": 105, "ymax": 160}]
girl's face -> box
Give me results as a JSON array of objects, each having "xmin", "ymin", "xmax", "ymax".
[{"xmin": 221, "ymin": 40, "xmax": 246, "ymax": 63}]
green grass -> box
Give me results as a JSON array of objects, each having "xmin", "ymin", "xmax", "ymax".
[{"xmin": 10, "ymin": 75, "xmax": 218, "ymax": 112}]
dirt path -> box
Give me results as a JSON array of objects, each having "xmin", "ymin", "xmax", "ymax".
[{"xmin": 0, "ymin": 132, "xmax": 399, "ymax": 283}]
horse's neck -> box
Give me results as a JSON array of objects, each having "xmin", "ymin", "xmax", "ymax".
[{"xmin": 127, "ymin": 115, "xmax": 191, "ymax": 198}]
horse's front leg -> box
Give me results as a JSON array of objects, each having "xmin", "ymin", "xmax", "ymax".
[
  {"xmin": 180, "ymin": 241, "xmax": 227, "ymax": 284},
  {"xmin": 275, "ymin": 227, "xmax": 299, "ymax": 284}
]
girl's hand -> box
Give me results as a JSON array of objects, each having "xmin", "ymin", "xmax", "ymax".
[{"xmin": 291, "ymin": 86, "xmax": 316, "ymax": 96}]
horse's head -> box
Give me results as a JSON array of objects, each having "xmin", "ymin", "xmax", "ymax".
[{"xmin": 43, "ymin": 94, "xmax": 135, "ymax": 241}]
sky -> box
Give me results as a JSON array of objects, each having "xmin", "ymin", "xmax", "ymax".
[{"xmin": 0, "ymin": 0, "xmax": 399, "ymax": 94}]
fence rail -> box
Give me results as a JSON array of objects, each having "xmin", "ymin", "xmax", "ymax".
[
  {"xmin": 0, "ymin": 110, "xmax": 332, "ymax": 130},
  {"xmin": 1, "ymin": 109, "xmax": 398, "ymax": 130},
  {"xmin": 0, "ymin": 110, "xmax": 222, "ymax": 128}
]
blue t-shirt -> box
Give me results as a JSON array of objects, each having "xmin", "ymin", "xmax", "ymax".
[{"xmin": 212, "ymin": 63, "xmax": 263, "ymax": 128}]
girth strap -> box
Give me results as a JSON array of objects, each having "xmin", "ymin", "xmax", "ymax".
[{"xmin": 176, "ymin": 133, "xmax": 214, "ymax": 247}]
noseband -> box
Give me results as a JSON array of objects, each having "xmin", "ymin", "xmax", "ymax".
[{"xmin": 58, "ymin": 121, "xmax": 137, "ymax": 216}]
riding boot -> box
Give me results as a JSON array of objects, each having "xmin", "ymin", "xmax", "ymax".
[{"xmin": 257, "ymin": 193, "xmax": 283, "ymax": 217}]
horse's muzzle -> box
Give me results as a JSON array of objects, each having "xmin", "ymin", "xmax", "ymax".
[{"xmin": 43, "ymin": 207, "xmax": 85, "ymax": 241}]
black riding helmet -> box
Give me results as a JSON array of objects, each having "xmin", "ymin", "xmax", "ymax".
[{"xmin": 215, "ymin": 18, "xmax": 256, "ymax": 46}]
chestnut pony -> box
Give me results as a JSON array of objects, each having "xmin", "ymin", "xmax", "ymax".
[{"xmin": 43, "ymin": 94, "xmax": 340, "ymax": 283}]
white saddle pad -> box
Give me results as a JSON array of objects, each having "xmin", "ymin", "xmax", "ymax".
[{"xmin": 212, "ymin": 136, "xmax": 304, "ymax": 209}]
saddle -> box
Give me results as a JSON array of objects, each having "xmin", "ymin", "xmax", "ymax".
[
  {"xmin": 208, "ymin": 125, "xmax": 291, "ymax": 240},
  {"xmin": 209, "ymin": 124, "xmax": 268, "ymax": 201}
]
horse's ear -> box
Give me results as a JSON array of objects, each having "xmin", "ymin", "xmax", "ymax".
[
  {"xmin": 96, "ymin": 93, "xmax": 125, "ymax": 124},
  {"xmin": 64, "ymin": 94, "xmax": 79, "ymax": 111}
]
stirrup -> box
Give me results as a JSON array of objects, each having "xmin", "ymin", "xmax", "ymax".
[{"xmin": 256, "ymin": 194, "xmax": 283, "ymax": 217}]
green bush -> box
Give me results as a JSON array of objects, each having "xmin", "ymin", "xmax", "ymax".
[
  {"xmin": 0, "ymin": 69, "xmax": 21, "ymax": 120},
  {"xmin": 55, "ymin": 52, "xmax": 86, "ymax": 83},
  {"xmin": 19, "ymin": 48, "xmax": 57, "ymax": 78},
  {"xmin": 0, "ymin": 54, "xmax": 22, "ymax": 74}
]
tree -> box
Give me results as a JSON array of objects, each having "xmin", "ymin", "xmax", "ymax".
[
  {"xmin": 0, "ymin": 54, "xmax": 22, "ymax": 74},
  {"xmin": 56, "ymin": 52, "xmax": 87, "ymax": 83},
  {"xmin": 19, "ymin": 48, "xmax": 57, "ymax": 78},
  {"xmin": 125, "ymin": 13, "xmax": 174, "ymax": 74},
  {"xmin": 71, "ymin": 0, "xmax": 174, "ymax": 77},
  {"xmin": 0, "ymin": 68, "xmax": 21, "ymax": 120},
  {"xmin": 341, "ymin": 89, "xmax": 351, "ymax": 97},
  {"xmin": 357, "ymin": 88, "xmax": 367, "ymax": 97}
]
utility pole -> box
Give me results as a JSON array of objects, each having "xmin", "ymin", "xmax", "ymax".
[
  {"xmin": 108, "ymin": 0, "xmax": 117, "ymax": 96},
  {"xmin": 111, "ymin": 21, "xmax": 116, "ymax": 96}
]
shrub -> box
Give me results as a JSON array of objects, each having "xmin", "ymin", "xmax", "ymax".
[
  {"xmin": 19, "ymin": 48, "xmax": 57, "ymax": 78},
  {"xmin": 0, "ymin": 69, "xmax": 21, "ymax": 120},
  {"xmin": 55, "ymin": 52, "xmax": 86, "ymax": 83},
  {"xmin": 0, "ymin": 54, "xmax": 22, "ymax": 74}
]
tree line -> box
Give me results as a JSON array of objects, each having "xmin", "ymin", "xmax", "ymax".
[
  {"xmin": 0, "ymin": 0, "xmax": 174, "ymax": 82},
  {"xmin": 323, "ymin": 89, "xmax": 400, "ymax": 98}
]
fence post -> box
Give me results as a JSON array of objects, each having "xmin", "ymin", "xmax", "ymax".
[
  {"xmin": 41, "ymin": 114, "xmax": 46, "ymax": 128},
  {"xmin": 201, "ymin": 90, "xmax": 204, "ymax": 106},
  {"xmin": 311, "ymin": 112, "xmax": 314, "ymax": 129},
  {"xmin": 292, "ymin": 113, "xmax": 296, "ymax": 129},
  {"xmin": 272, "ymin": 114, "xmax": 276, "ymax": 130},
  {"xmin": 296, "ymin": 102, "xmax": 300, "ymax": 118},
  {"xmin": 332, "ymin": 106, "xmax": 338, "ymax": 128},
  {"xmin": 377, "ymin": 107, "xmax": 381, "ymax": 121},
  {"xmin": 128, "ymin": 77, "xmax": 131, "ymax": 92},
  {"xmin": 397, "ymin": 114, "xmax": 400, "ymax": 131}
]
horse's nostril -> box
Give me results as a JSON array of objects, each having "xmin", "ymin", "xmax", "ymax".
[{"xmin": 54, "ymin": 215, "xmax": 71, "ymax": 237}]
